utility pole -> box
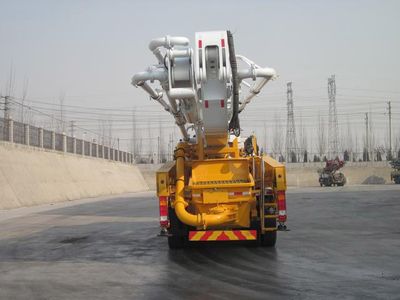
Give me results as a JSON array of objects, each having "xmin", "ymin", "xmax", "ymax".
[
  {"xmin": 69, "ymin": 121, "xmax": 75, "ymax": 137},
  {"xmin": 4, "ymin": 96, "xmax": 10, "ymax": 119},
  {"xmin": 365, "ymin": 112, "xmax": 369, "ymax": 161},
  {"xmin": 59, "ymin": 93, "xmax": 65, "ymax": 133},
  {"xmin": 285, "ymin": 82, "xmax": 298, "ymax": 162},
  {"xmin": 388, "ymin": 101, "xmax": 392, "ymax": 159},
  {"xmin": 328, "ymin": 75, "xmax": 339, "ymax": 159}
]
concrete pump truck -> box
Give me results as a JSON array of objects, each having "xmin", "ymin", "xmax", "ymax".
[{"xmin": 132, "ymin": 31, "xmax": 287, "ymax": 248}]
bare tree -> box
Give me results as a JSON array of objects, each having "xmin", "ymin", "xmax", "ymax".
[
  {"xmin": 272, "ymin": 113, "xmax": 283, "ymax": 158},
  {"xmin": 298, "ymin": 113, "xmax": 308, "ymax": 162},
  {"xmin": 98, "ymin": 120, "xmax": 107, "ymax": 145},
  {"xmin": 158, "ymin": 118, "xmax": 166, "ymax": 163},
  {"xmin": 317, "ymin": 113, "xmax": 326, "ymax": 159},
  {"xmin": 355, "ymin": 135, "xmax": 359, "ymax": 161},
  {"xmin": 263, "ymin": 121, "xmax": 267, "ymax": 154},
  {"xmin": 20, "ymin": 77, "xmax": 30, "ymax": 124},
  {"xmin": 5, "ymin": 64, "xmax": 16, "ymax": 97},
  {"xmin": 148, "ymin": 122, "xmax": 153, "ymax": 163},
  {"xmin": 4, "ymin": 64, "xmax": 16, "ymax": 119},
  {"xmin": 131, "ymin": 108, "xmax": 141, "ymax": 161},
  {"xmin": 344, "ymin": 116, "xmax": 353, "ymax": 159},
  {"xmin": 58, "ymin": 91, "xmax": 66, "ymax": 133},
  {"xmin": 369, "ymin": 111, "xmax": 376, "ymax": 161},
  {"xmin": 107, "ymin": 118, "xmax": 113, "ymax": 147}
]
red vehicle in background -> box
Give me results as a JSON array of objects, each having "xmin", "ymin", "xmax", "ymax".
[{"xmin": 318, "ymin": 159, "xmax": 346, "ymax": 187}]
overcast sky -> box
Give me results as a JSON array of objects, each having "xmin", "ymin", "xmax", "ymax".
[{"xmin": 1, "ymin": 0, "xmax": 399, "ymax": 155}]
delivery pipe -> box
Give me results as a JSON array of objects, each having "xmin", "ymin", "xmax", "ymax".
[
  {"xmin": 237, "ymin": 67, "xmax": 277, "ymax": 113},
  {"xmin": 174, "ymin": 143, "xmax": 235, "ymax": 228},
  {"xmin": 131, "ymin": 67, "xmax": 168, "ymax": 86},
  {"xmin": 149, "ymin": 36, "xmax": 190, "ymax": 63}
]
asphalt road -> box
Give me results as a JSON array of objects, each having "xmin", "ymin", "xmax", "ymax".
[{"xmin": 0, "ymin": 185, "xmax": 399, "ymax": 300}]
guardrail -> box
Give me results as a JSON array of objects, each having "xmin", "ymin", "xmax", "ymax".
[{"xmin": 0, "ymin": 117, "xmax": 133, "ymax": 164}]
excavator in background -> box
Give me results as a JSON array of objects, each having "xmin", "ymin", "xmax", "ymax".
[
  {"xmin": 132, "ymin": 31, "xmax": 287, "ymax": 248},
  {"xmin": 318, "ymin": 159, "xmax": 346, "ymax": 187}
]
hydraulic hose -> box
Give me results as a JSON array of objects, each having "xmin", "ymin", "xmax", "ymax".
[{"xmin": 227, "ymin": 30, "xmax": 240, "ymax": 136}]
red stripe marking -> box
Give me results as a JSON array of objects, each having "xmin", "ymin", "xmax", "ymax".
[
  {"xmin": 189, "ymin": 231, "xmax": 197, "ymax": 240},
  {"xmin": 249, "ymin": 230, "xmax": 257, "ymax": 239},
  {"xmin": 220, "ymin": 100, "xmax": 224, "ymax": 108},
  {"xmin": 198, "ymin": 40, "xmax": 202, "ymax": 48},
  {"xmin": 221, "ymin": 38, "xmax": 225, "ymax": 47},
  {"xmin": 216, "ymin": 232, "xmax": 230, "ymax": 241},
  {"xmin": 233, "ymin": 230, "xmax": 247, "ymax": 240},
  {"xmin": 205, "ymin": 100, "xmax": 209, "ymax": 108},
  {"xmin": 200, "ymin": 231, "xmax": 214, "ymax": 241}
]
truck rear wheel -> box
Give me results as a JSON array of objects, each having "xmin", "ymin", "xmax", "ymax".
[
  {"xmin": 261, "ymin": 214, "xmax": 277, "ymax": 247},
  {"xmin": 261, "ymin": 232, "xmax": 276, "ymax": 247},
  {"xmin": 168, "ymin": 207, "xmax": 187, "ymax": 249}
]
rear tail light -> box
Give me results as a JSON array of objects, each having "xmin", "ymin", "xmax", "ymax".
[
  {"xmin": 276, "ymin": 190, "xmax": 287, "ymax": 222},
  {"xmin": 159, "ymin": 196, "xmax": 169, "ymax": 228}
]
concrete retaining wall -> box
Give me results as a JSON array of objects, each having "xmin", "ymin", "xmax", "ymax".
[
  {"xmin": 138, "ymin": 161, "xmax": 392, "ymax": 190},
  {"xmin": 0, "ymin": 142, "xmax": 148, "ymax": 209},
  {"xmin": 137, "ymin": 164, "xmax": 162, "ymax": 191}
]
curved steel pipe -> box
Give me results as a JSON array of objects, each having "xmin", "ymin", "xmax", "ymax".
[
  {"xmin": 149, "ymin": 36, "xmax": 190, "ymax": 51},
  {"xmin": 174, "ymin": 143, "xmax": 234, "ymax": 228},
  {"xmin": 237, "ymin": 67, "xmax": 277, "ymax": 81},
  {"xmin": 131, "ymin": 68, "xmax": 168, "ymax": 86},
  {"xmin": 149, "ymin": 36, "xmax": 190, "ymax": 63},
  {"xmin": 237, "ymin": 66, "xmax": 277, "ymax": 113}
]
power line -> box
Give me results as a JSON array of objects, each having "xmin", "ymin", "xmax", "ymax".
[{"xmin": 7, "ymin": 97, "xmax": 116, "ymax": 141}]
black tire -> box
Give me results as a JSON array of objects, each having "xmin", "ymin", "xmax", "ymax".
[
  {"xmin": 335, "ymin": 173, "xmax": 346, "ymax": 186},
  {"xmin": 261, "ymin": 213, "xmax": 277, "ymax": 247},
  {"xmin": 168, "ymin": 207, "xmax": 187, "ymax": 249},
  {"xmin": 261, "ymin": 230, "xmax": 277, "ymax": 247}
]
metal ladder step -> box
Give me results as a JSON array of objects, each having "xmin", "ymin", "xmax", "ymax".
[
  {"xmin": 263, "ymin": 227, "xmax": 277, "ymax": 232},
  {"xmin": 265, "ymin": 215, "xmax": 278, "ymax": 219}
]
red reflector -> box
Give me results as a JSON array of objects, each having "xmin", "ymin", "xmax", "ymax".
[
  {"xmin": 234, "ymin": 192, "xmax": 241, "ymax": 196},
  {"xmin": 205, "ymin": 100, "xmax": 209, "ymax": 108},
  {"xmin": 159, "ymin": 196, "xmax": 169, "ymax": 227},
  {"xmin": 198, "ymin": 40, "xmax": 202, "ymax": 48},
  {"xmin": 277, "ymin": 191, "xmax": 287, "ymax": 222},
  {"xmin": 220, "ymin": 100, "xmax": 225, "ymax": 108},
  {"xmin": 221, "ymin": 38, "xmax": 225, "ymax": 47}
]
